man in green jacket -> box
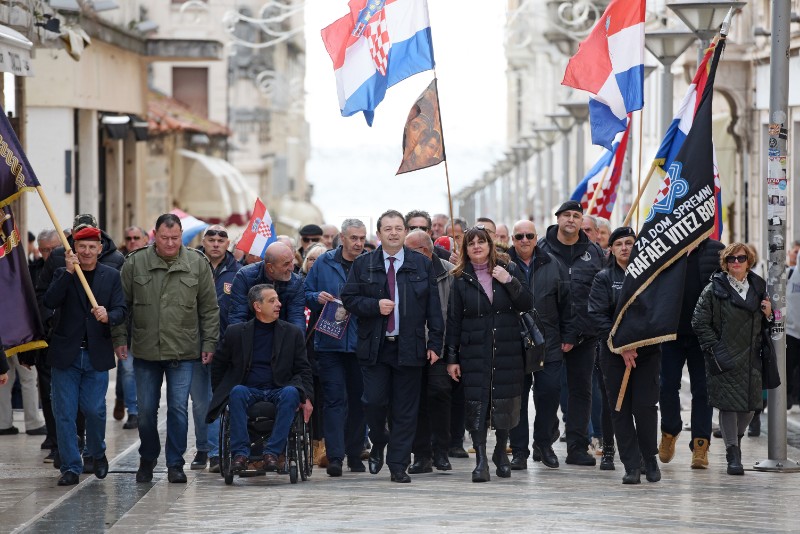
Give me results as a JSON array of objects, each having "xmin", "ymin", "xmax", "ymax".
[{"xmin": 114, "ymin": 213, "xmax": 219, "ymax": 484}]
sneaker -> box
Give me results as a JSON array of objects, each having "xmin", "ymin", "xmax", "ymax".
[
  {"xmin": 208, "ymin": 456, "xmax": 220, "ymax": 473},
  {"xmin": 690, "ymin": 438, "xmax": 709, "ymax": 469},
  {"xmin": 44, "ymin": 449, "xmax": 57, "ymax": 463},
  {"xmin": 658, "ymin": 432, "xmax": 678, "ymax": 463}
]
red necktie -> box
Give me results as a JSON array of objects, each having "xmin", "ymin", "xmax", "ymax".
[{"xmin": 387, "ymin": 257, "xmax": 396, "ymax": 333}]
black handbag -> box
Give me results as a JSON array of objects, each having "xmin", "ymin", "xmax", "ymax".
[
  {"xmin": 760, "ymin": 326, "xmax": 781, "ymax": 390},
  {"xmin": 520, "ymin": 309, "xmax": 546, "ymax": 373}
]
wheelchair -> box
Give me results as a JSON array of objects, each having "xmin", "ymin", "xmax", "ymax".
[{"xmin": 218, "ymin": 400, "xmax": 312, "ymax": 485}]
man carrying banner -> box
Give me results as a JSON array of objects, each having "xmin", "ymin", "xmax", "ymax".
[{"xmin": 538, "ymin": 200, "xmax": 604, "ymax": 466}]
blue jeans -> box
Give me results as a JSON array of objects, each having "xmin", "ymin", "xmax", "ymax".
[
  {"xmin": 316, "ymin": 352, "xmax": 365, "ymax": 462},
  {"xmin": 659, "ymin": 336, "xmax": 712, "ymax": 446},
  {"xmin": 134, "ymin": 358, "xmax": 194, "ymax": 468},
  {"xmin": 190, "ymin": 361, "xmax": 219, "ymax": 457},
  {"xmin": 51, "ymin": 350, "xmax": 108, "ymax": 476},
  {"xmin": 118, "ymin": 351, "xmax": 138, "ymax": 415},
  {"xmin": 228, "ymin": 385, "xmax": 300, "ymax": 457}
]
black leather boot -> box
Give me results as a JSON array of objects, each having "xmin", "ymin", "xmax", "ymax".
[
  {"xmin": 492, "ymin": 430, "xmax": 511, "ymax": 478},
  {"xmin": 599, "ymin": 444, "xmax": 615, "ymax": 471},
  {"xmin": 748, "ymin": 412, "xmax": 761, "ymax": 437},
  {"xmin": 643, "ymin": 456, "xmax": 661, "ymax": 482},
  {"xmin": 726, "ymin": 445, "xmax": 744, "ymax": 475},
  {"xmin": 470, "ymin": 431, "xmax": 490, "ymax": 483}
]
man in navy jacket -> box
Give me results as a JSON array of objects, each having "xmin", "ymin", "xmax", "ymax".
[
  {"xmin": 342, "ymin": 210, "xmax": 444, "ymax": 483},
  {"xmin": 44, "ymin": 226, "xmax": 127, "ymax": 486}
]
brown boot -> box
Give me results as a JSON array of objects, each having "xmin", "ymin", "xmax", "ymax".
[
  {"xmin": 313, "ymin": 439, "xmax": 329, "ymax": 468},
  {"xmin": 691, "ymin": 438, "xmax": 709, "ymax": 469},
  {"xmin": 658, "ymin": 432, "xmax": 678, "ymax": 463}
]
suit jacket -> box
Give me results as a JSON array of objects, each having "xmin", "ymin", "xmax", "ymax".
[
  {"xmin": 43, "ymin": 264, "xmax": 127, "ymax": 371},
  {"xmin": 206, "ymin": 319, "xmax": 313, "ymax": 423},
  {"xmin": 341, "ymin": 246, "xmax": 444, "ymax": 366}
]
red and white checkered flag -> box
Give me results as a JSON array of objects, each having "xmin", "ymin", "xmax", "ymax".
[{"xmin": 364, "ymin": 8, "xmax": 391, "ymax": 75}]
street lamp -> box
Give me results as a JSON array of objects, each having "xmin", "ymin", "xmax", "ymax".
[
  {"xmin": 645, "ymin": 28, "xmax": 696, "ymax": 136},
  {"xmin": 666, "ymin": 0, "xmax": 746, "ymax": 63}
]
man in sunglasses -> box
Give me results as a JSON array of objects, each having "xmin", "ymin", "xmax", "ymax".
[
  {"xmin": 298, "ymin": 224, "xmax": 323, "ymax": 257},
  {"xmin": 537, "ymin": 200, "xmax": 604, "ymax": 467},
  {"xmin": 405, "ymin": 210, "xmax": 450, "ymax": 261},
  {"xmin": 507, "ymin": 220, "xmax": 571, "ymax": 470},
  {"xmin": 121, "ymin": 226, "xmax": 148, "ymax": 255},
  {"xmin": 189, "ymin": 225, "xmax": 242, "ymax": 473}
]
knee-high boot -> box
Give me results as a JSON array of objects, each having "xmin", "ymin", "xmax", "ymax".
[
  {"xmin": 470, "ymin": 430, "xmax": 490, "ymax": 483},
  {"xmin": 492, "ymin": 429, "xmax": 511, "ymax": 478}
]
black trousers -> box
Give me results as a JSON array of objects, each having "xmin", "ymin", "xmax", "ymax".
[
  {"xmin": 35, "ymin": 361, "xmax": 56, "ymax": 445},
  {"xmin": 600, "ymin": 347, "xmax": 660, "ymax": 471},
  {"xmin": 787, "ymin": 335, "xmax": 800, "ymax": 406},
  {"xmin": 509, "ymin": 360, "xmax": 562, "ymax": 456},
  {"xmin": 594, "ymin": 355, "xmax": 615, "ymax": 448},
  {"xmin": 449, "ymin": 380, "xmax": 465, "ymax": 447},
  {"xmin": 565, "ymin": 341, "xmax": 595, "ymax": 452},
  {"xmin": 361, "ymin": 341, "xmax": 423, "ymax": 472},
  {"xmin": 412, "ymin": 359, "xmax": 453, "ymax": 458}
]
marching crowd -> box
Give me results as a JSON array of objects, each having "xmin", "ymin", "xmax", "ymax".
[{"xmin": 2, "ymin": 202, "xmax": 799, "ymax": 487}]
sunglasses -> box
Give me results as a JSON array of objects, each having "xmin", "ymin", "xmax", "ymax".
[
  {"xmin": 125, "ymin": 235, "xmax": 142, "ymax": 241},
  {"xmin": 204, "ymin": 230, "xmax": 228, "ymax": 238},
  {"xmin": 302, "ymin": 236, "xmax": 321, "ymax": 243},
  {"xmin": 408, "ymin": 225, "xmax": 429, "ymax": 232},
  {"xmin": 514, "ymin": 233, "xmax": 536, "ymax": 241},
  {"xmin": 725, "ymin": 254, "xmax": 748, "ymax": 264}
]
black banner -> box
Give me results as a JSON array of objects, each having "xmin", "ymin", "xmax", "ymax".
[
  {"xmin": 608, "ymin": 38, "xmax": 725, "ymax": 353},
  {"xmin": 0, "ymin": 104, "xmax": 41, "ymax": 209}
]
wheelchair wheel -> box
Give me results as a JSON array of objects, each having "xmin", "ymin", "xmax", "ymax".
[
  {"xmin": 289, "ymin": 465, "xmax": 298, "ymax": 484},
  {"xmin": 299, "ymin": 420, "xmax": 311, "ymax": 481},
  {"xmin": 219, "ymin": 406, "xmax": 234, "ymax": 485}
]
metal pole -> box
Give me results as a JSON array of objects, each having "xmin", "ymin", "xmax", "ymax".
[
  {"xmin": 545, "ymin": 145, "xmax": 554, "ymax": 225},
  {"xmin": 561, "ymin": 135, "xmax": 570, "ymax": 202},
  {"xmin": 754, "ymin": 0, "xmax": 800, "ymax": 472},
  {"xmin": 660, "ymin": 63, "xmax": 674, "ymax": 138},
  {"xmin": 575, "ymin": 121, "xmax": 585, "ymax": 181},
  {"xmin": 697, "ymin": 38, "xmax": 709, "ymax": 68},
  {"xmin": 502, "ymin": 171, "xmax": 512, "ymax": 220},
  {"xmin": 516, "ymin": 160, "xmax": 525, "ymax": 220},
  {"xmin": 535, "ymin": 151, "xmax": 544, "ymax": 229}
]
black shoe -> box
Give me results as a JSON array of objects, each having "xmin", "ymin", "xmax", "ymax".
[
  {"xmin": 136, "ymin": 458, "xmax": 156, "ymax": 483},
  {"xmin": 600, "ymin": 445, "xmax": 616, "ymax": 471},
  {"xmin": 622, "ymin": 468, "xmax": 641, "ymax": 484},
  {"xmin": 26, "ymin": 425, "xmax": 48, "ymax": 436},
  {"xmin": 41, "ymin": 437, "xmax": 54, "ymax": 450},
  {"xmin": 534, "ymin": 443, "xmax": 559, "ymax": 469},
  {"xmin": 748, "ymin": 413, "xmax": 761, "ymax": 437},
  {"xmin": 327, "ymin": 458, "xmax": 343, "ymax": 477},
  {"xmin": 0, "ymin": 426, "xmax": 19, "ymax": 435},
  {"xmin": 643, "ymin": 456, "xmax": 661, "ymax": 482},
  {"xmin": 232, "ymin": 455, "xmax": 248, "ymax": 473},
  {"xmin": 408, "ymin": 457, "xmax": 433, "ymax": 474},
  {"xmin": 168, "ymin": 466, "xmax": 187, "ymax": 483},
  {"xmin": 448, "ymin": 445, "xmax": 469, "ymax": 459},
  {"xmin": 122, "ymin": 415, "xmax": 139, "ymax": 430},
  {"xmin": 433, "ymin": 451, "xmax": 452, "ymax": 471},
  {"xmin": 368, "ymin": 446, "xmax": 385, "ymax": 474},
  {"xmin": 531, "ymin": 447, "xmax": 542, "ymax": 462},
  {"xmin": 472, "ymin": 444, "xmax": 490, "ymax": 483},
  {"xmin": 565, "ymin": 449, "xmax": 596, "ymax": 466},
  {"xmin": 390, "ymin": 469, "xmax": 411, "ymax": 483},
  {"xmin": 190, "ymin": 451, "xmax": 208, "ymax": 470},
  {"xmin": 726, "ymin": 445, "xmax": 744, "ymax": 475},
  {"xmin": 57, "ymin": 471, "xmax": 79, "ymax": 486},
  {"xmin": 492, "ymin": 448, "xmax": 511, "ymax": 478},
  {"xmin": 44, "ymin": 449, "xmax": 57, "ymax": 463},
  {"xmin": 94, "ymin": 455, "xmax": 109, "ymax": 479},
  {"xmin": 347, "ymin": 457, "xmax": 366, "ymax": 472},
  {"xmin": 510, "ymin": 452, "xmax": 528, "ymax": 470},
  {"xmin": 82, "ymin": 455, "xmax": 95, "ymax": 474},
  {"xmin": 263, "ymin": 453, "xmax": 280, "ymax": 472},
  {"xmin": 208, "ymin": 456, "xmax": 220, "ymax": 473}
]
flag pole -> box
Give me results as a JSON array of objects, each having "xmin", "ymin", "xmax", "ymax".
[
  {"xmin": 430, "ymin": 71, "xmax": 456, "ymax": 246},
  {"xmin": 634, "ymin": 110, "xmax": 645, "ymax": 231},
  {"xmin": 35, "ymin": 186, "xmax": 99, "ymax": 309},
  {"xmin": 622, "ymin": 161, "xmax": 658, "ymax": 226},
  {"xmin": 615, "ymin": 367, "xmax": 630, "ymax": 411}
]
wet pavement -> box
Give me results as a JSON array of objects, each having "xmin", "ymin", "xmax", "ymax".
[{"xmin": 3, "ymin": 370, "xmax": 800, "ymax": 533}]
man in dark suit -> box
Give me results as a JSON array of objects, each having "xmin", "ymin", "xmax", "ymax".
[
  {"xmin": 43, "ymin": 226, "xmax": 128, "ymax": 486},
  {"xmin": 341, "ymin": 209, "xmax": 444, "ymax": 483},
  {"xmin": 207, "ymin": 284, "xmax": 313, "ymax": 473}
]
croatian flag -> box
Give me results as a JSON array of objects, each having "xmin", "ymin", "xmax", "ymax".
[
  {"xmin": 562, "ymin": 0, "xmax": 645, "ymax": 150},
  {"xmin": 570, "ymin": 117, "xmax": 631, "ymax": 219},
  {"xmin": 169, "ymin": 208, "xmax": 208, "ymax": 245},
  {"xmin": 236, "ymin": 199, "xmax": 277, "ymax": 258},
  {"xmin": 649, "ymin": 39, "xmax": 723, "ymax": 238},
  {"xmin": 321, "ymin": 0, "xmax": 435, "ymax": 126}
]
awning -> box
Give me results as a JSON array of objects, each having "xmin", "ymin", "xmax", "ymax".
[
  {"xmin": 0, "ymin": 25, "xmax": 34, "ymax": 77},
  {"xmin": 176, "ymin": 149, "xmax": 257, "ymax": 227}
]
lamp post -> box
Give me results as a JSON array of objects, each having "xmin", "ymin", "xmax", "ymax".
[
  {"xmin": 547, "ymin": 113, "xmax": 576, "ymax": 201},
  {"xmin": 666, "ymin": 0, "xmax": 746, "ymax": 64},
  {"xmin": 533, "ymin": 125, "xmax": 561, "ymax": 226},
  {"xmin": 559, "ymin": 100, "xmax": 590, "ymax": 184},
  {"xmin": 644, "ymin": 29, "xmax": 696, "ymax": 137}
]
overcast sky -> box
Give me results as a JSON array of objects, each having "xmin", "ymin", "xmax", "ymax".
[{"xmin": 303, "ymin": 0, "xmax": 508, "ymax": 231}]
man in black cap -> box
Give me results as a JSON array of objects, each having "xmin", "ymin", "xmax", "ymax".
[
  {"xmin": 538, "ymin": 200, "xmax": 605, "ymax": 466},
  {"xmin": 298, "ymin": 224, "xmax": 323, "ymax": 257}
]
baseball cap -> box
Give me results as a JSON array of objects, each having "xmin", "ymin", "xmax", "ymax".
[{"xmin": 72, "ymin": 214, "xmax": 98, "ymax": 231}]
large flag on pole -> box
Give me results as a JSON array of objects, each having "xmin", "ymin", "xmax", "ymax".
[
  {"xmin": 562, "ymin": 0, "xmax": 645, "ymax": 150},
  {"xmin": 570, "ymin": 118, "xmax": 631, "ymax": 219},
  {"xmin": 321, "ymin": 0, "xmax": 435, "ymax": 126},
  {"xmin": 396, "ymin": 78, "xmax": 445, "ymax": 174},
  {"xmin": 608, "ymin": 36, "xmax": 725, "ymax": 353},
  {"xmin": 236, "ymin": 199, "xmax": 277, "ymax": 258},
  {"xmin": 0, "ymin": 105, "xmax": 47, "ymax": 355}
]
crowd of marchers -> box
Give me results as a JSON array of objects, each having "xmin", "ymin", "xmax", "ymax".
[{"xmin": 3, "ymin": 204, "xmax": 800, "ymax": 486}]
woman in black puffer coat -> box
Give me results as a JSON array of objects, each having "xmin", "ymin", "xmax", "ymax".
[
  {"xmin": 692, "ymin": 242, "xmax": 773, "ymax": 476},
  {"xmin": 445, "ymin": 226, "xmax": 532, "ymax": 483}
]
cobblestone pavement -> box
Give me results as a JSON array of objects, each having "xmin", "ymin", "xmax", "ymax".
[{"xmin": 2, "ymin": 372, "xmax": 800, "ymax": 534}]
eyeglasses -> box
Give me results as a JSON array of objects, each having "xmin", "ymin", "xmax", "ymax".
[
  {"xmin": 725, "ymin": 254, "xmax": 748, "ymax": 264},
  {"xmin": 125, "ymin": 235, "xmax": 142, "ymax": 241},
  {"xmin": 204, "ymin": 230, "xmax": 228, "ymax": 238},
  {"xmin": 408, "ymin": 225, "xmax": 429, "ymax": 232},
  {"xmin": 38, "ymin": 247, "xmax": 55, "ymax": 254},
  {"xmin": 302, "ymin": 236, "xmax": 321, "ymax": 243},
  {"xmin": 514, "ymin": 233, "xmax": 536, "ymax": 241}
]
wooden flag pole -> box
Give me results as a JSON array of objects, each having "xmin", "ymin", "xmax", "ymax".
[
  {"xmin": 35, "ymin": 186, "xmax": 99, "ymax": 309},
  {"xmin": 430, "ymin": 73, "xmax": 457, "ymax": 248},
  {"xmin": 615, "ymin": 367, "xmax": 631, "ymax": 411},
  {"xmin": 622, "ymin": 161, "xmax": 658, "ymax": 227},
  {"xmin": 585, "ymin": 164, "xmax": 611, "ymax": 216}
]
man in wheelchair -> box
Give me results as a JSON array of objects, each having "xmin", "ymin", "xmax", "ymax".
[{"xmin": 207, "ymin": 283, "xmax": 313, "ymax": 473}]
